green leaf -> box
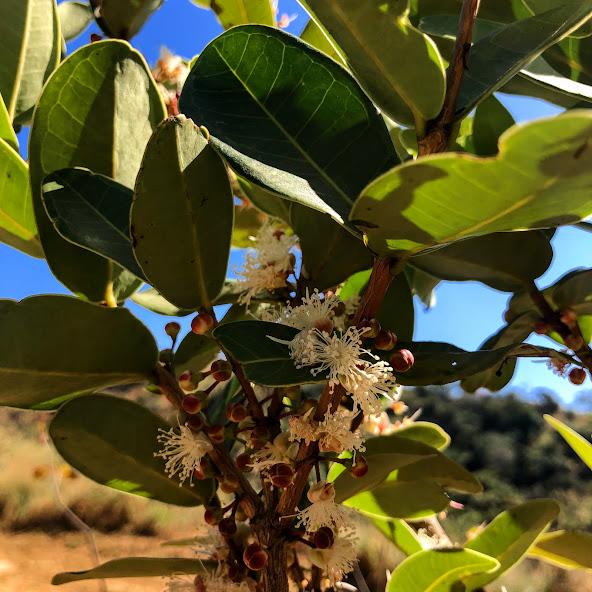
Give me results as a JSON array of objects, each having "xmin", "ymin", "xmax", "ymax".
[
  {"xmin": 0, "ymin": 139, "xmax": 42, "ymax": 258},
  {"xmin": 233, "ymin": 204, "xmax": 265, "ymax": 248},
  {"xmin": 386, "ymin": 549, "xmax": 499, "ymax": 592},
  {"xmin": 405, "ymin": 265, "xmax": 439, "ymax": 309},
  {"xmin": 544, "ymin": 414, "xmax": 592, "ymax": 471},
  {"xmin": 0, "ymin": 93, "xmax": 18, "ymax": 151},
  {"xmin": 376, "ymin": 273, "xmax": 415, "ymax": 341},
  {"xmin": 461, "ymin": 311, "xmax": 540, "ymax": 393},
  {"xmin": 300, "ymin": 17, "xmax": 346, "ymax": 66},
  {"xmin": 303, "ymin": 0, "xmax": 446, "ymax": 128},
  {"xmin": 131, "ymin": 117, "xmax": 233, "ymax": 311},
  {"xmin": 523, "ymin": 0, "xmax": 592, "ymax": 38},
  {"xmin": 97, "ymin": 0, "xmax": 164, "ymax": 39},
  {"xmin": 42, "ymin": 168, "xmax": 146, "ymax": 281},
  {"xmin": 394, "ymin": 421, "xmax": 451, "ymax": 450},
  {"xmin": 351, "ymin": 113, "xmax": 592, "ymax": 257},
  {"xmin": 472, "ymin": 94, "xmax": 516, "ymax": 157},
  {"xmin": 50, "ymin": 394, "xmax": 214, "ymax": 506},
  {"xmin": 0, "ymin": 296, "xmax": 158, "ymax": 409},
  {"xmin": 290, "ymin": 202, "xmax": 373, "ymax": 291},
  {"xmin": 463, "ymin": 499, "xmax": 560, "ymax": 590},
  {"xmin": 173, "ymin": 333, "xmax": 220, "ymax": 379},
  {"xmin": 410, "ymin": 231, "xmax": 553, "ymax": 292},
  {"xmin": 192, "ymin": 0, "xmax": 275, "ymax": 29},
  {"xmin": 179, "ymin": 25, "xmax": 398, "ymax": 225},
  {"xmin": 57, "ymin": 1, "xmax": 93, "ymax": 42},
  {"xmin": 454, "ymin": 2, "xmax": 592, "ymax": 119},
  {"xmin": 529, "ymin": 530, "xmax": 592, "ymax": 569},
  {"xmin": 238, "ymin": 177, "xmax": 292, "ymax": 223},
  {"xmin": 52, "ymin": 557, "xmax": 214, "ymax": 585},
  {"xmin": 551, "ymin": 268, "xmax": 592, "ymax": 316},
  {"xmin": 29, "ymin": 40, "xmax": 166, "ymax": 302},
  {"xmin": 0, "ymin": 0, "xmax": 60, "ymax": 124},
  {"xmin": 213, "ymin": 321, "xmax": 322, "ymax": 386},
  {"xmin": 338, "ymin": 268, "xmax": 371, "ymax": 301},
  {"xmin": 131, "ymin": 288, "xmax": 194, "ymax": 317},
  {"xmin": 372, "ymin": 518, "xmax": 424, "ymax": 556}
]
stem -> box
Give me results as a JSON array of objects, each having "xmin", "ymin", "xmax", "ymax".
[{"xmin": 418, "ymin": 0, "xmax": 482, "ymax": 155}]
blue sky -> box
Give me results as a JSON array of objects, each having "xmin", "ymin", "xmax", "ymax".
[{"xmin": 2, "ymin": 0, "xmax": 591, "ymax": 404}]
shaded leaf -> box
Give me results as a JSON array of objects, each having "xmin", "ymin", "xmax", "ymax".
[
  {"xmin": 523, "ymin": 0, "xmax": 592, "ymax": 38},
  {"xmin": 58, "ymin": 1, "xmax": 93, "ymax": 42},
  {"xmin": 529, "ymin": 530, "xmax": 592, "ymax": 570},
  {"xmin": 544, "ymin": 414, "xmax": 592, "ymax": 471},
  {"xmin": 173, "ymin": 333, "xmax": 220, "ymax": 379},
  {"xmin": 372, "ymin": 518, "xmax": 423, "ymax": 556},
  {"xmin": 238, "ymin": 177, "xmax": 292, "ymax": 223},
  {"xmin": 0, "ymin": 296, "xmax": 158, "ymax": 408},
  {"xmin": 97, "ymin": 0, "xmax": 164, "ymax": 39},
  {"xmin": 404, "ymin": 265, "xmax": 439, "ymax": 309},
  {"xmin": 352, "ymin": 113, "xmax": 592, "ymax": 257},
  {"xmin": 300, "ymin": 17, "xmax": 346, "ymax": 66},
  {"xmin": 472, "ymin": 94, "xmax": 516, "ymax": 157},
  {"xmin": 376, "ymin": 272, "xmax": 415, "ymax": 341},
  {"xmin": 463, "ymin": 499, "xmax": 560, "ymax": 590},
  {"xmin": 0, "ymin": 0, "xmax": 60, "ymax": 124},
  {"xmin": 386, "ymin": 549, "xmax": 499, "ymax": 592},
  {"xmin": 42, "ymin": 168, "xmax": 146, "ymax": 281},
  {"xmin": 303, "ymin": 0, "xmax": 446, "ymax": 128},
  {"xmin": 179, "ymin": 25, "xmax": 398, "ymax": 225},
  {"xmin": 53, "ymin": 557, "xmax": 215, "ymax": 585},
  {"xmin": 131, "ymin": 117, "xmax": 233, "ymax": 311},
  {"xmin": 29, "ymin": 40, "xmax": 166, "ymax": 302},
  {"xmin": 50, "ymin": 394, "xmax": 214, "ymax": 506}
]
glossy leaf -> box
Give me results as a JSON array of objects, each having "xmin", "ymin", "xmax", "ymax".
[
  {"xmin": 0, "ymin": 0, "xmax": 60, "ymax": 124},
  {"xmin": 173, "ymin": 333, "xmax": 220, "ymax": 379},
  {"xmin": 544, "ymin": 414, "xmax": 592, "ymax": 471},
  {"xmin": 192, "ymin": 0, "xmax": 275, "ymax": 29},
  {"xmin": 551, "ymin": 268, "xmax": 592, "ymax": 316},
  {"xmin": 0, "ymin": 296, "xmax": 158, "ymax": 408},
  {"xmin": 29, "ymin": 40, "xmax": 166, "ymax": 302},
  {"xmin": 376, "ymin": 273, "xmax": 415, "ymax": 341},
  {"xmin": 303, "ymin": 0, "xmax": 446, "ymax": 128},
  {"xmin": 300, "ymin": 17, "xmax": 346, "ymax": 66},
  {"xmin": 42, "ymin": 168, "xmax": 146, "ymax": 281},
  {"xmin": 472, "ymin": 94, "xmax": 516, "ymax": 157},
  {"xmin": 394, "ymin": 422, "xmax": 451, "ymax": 450},
  {"xmin": 0, "ymin": 139, "xmax": 42, "ymax": 258},
  {"xmin": 523, "ymin": 0, "xmax": 592, "ymax": 38},
  {"xmin": 49, "ymin": 395, "xmax": 213, "ymax": 506},
  {"xmin": 238, "ymin": 177, "xmax": 292, "ymax": 223},
  {"xmin": 97, "ymin": 0, "xmax": 164, "ymax": 39},
  {"xmin": 213, "ymin": 321, "xmax": 322, "ymax": 386},
  {"xmin": 351, "ymin": 113, "xmax": 592, "ymax": 257},
  {"xmin": 373, "ymin": 519, "xmax": 423, "ymax": 556},
  {"xmin": 463, "ymin": 499, "xmax": 560, "ymax": 590},
  {"xmin": 0, "ymin": 93, "xmax": 18, "ymax": 151},
  {"xmin": 405, "ymin": 265, "xmax": 439, "ymax": 309},
  {"xmin": 529, "ymin": 530, "xmax": 592, "ymax": 569},
  {"xmin": 131, "ymin": 288, "xmax": 194, "ymax": 317},
  {"xmin": 411, "ymin": 231, "xmax": 553, "ymax": 292},
  {"xmin": 53, "ymin": 557, "xmax": 214, "ymax": 585},
  {"xmin": 57, "ymin": 1, "xmax": 93, "ymax": 42},
  {"xmin": 386, "ymin": 549, "xmax": 499, "ymax": 592},
  {"xmin": 179, "ymin": 25, "xmax": 398, "ymax": 225},
  {"xmin": 454, "ymin": 2, "xmax": 592, "ymax": 119},
  {"xmin": 132, "ymin": 117, "xmax": 233, "ymax": 311}
]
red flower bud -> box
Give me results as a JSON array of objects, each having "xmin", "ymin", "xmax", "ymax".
[
  {"xmin": 250, "ymin": 426, "xmax": 271, "ymax": 450},
  {"xmin": 244, "ymin": 543, "xmax": 268, "ymax": 571},
  {"xmin": 206, "ymin": 424, "xmax": 226, "ymax": 445},
  {"xmin": 211, "ymin": 359, "xmax": 232, "ymax": 381},
  {"xmin": 191, "ymin": 312, "xmax": 214, "ymax": 335},
  {"xmin": 269, "ymin": 463, "xmax": 295, "ymax": 488},
  {"xmin": 193, "ymin": 458, "xmax": 213, "ymax": 480},
  {"xmin": 236, "ymin": 453, "xmax": 253, "ymax": 472},
  {"xmin": 182, "ymin": 394, "xmax": 202, "ymax": 414},
  {"xmin": 204, "ymin": 506, "xmax": 223, "ymax": 526},
  {"xmin": 534, "ymin": 320, "xmax": 548, "ymax": 335},
  {"xmin": 359, "ymin": 318, "xmax": 381, "ymax": 338},
  {"xmin": 217, "ymin": 472, "xmax": 239, "ymax": 494},
  {"xmin": 186, "ymin": 414, "xmax": 204, "ymax": 432},
  {"xmin": 228, "ymin": 562, "xmax": 247, "ymax": 582},
  {"xmin": 165, "ymin": 322, "xmax": 181, "ymax": 339},
  {"xmin": 390, "ymin": 349, "xmax": 414, "ymax": 373},
  {"xmin": 226, "ymin": 402, "xmax": 248, "ymax": 423},
  {"xmin": 313, "ymin": 318, "xmax": 334, "ymax": 334},
  {"xmin": 561, "ymin": 309, "xmax": 578, "ymax": 325},
  {"xmin": 218, "ymin": 517, "xmax": 237, "ymax": 537},
  {"xmin": 569, "ymin": 367, "xmax": 587, "ymax": 385},
  {"xmin": 313, "ymin": 526, "xmax": 334, "ymax": 549},
  {"xmin": 374, "ymin": 329, "xmax": 397, "ymax": 351},
  {"xmin": 350, "ymin": 456, "xmax": 369, "ymax": 478}
]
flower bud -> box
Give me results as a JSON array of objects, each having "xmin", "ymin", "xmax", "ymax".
[
  {"xmin": 534, "ymin": 320, "xmax": 548, "ymax": 335},
  {"xmin": 186, "ymin": 414, "xmax": 204, "ymax": 432},
  {"xmin": 561, "ymin": 309, "xmax": 578, "ymax": 325},
  {"xmin": 250, "ymin": 426, "xmax": 271, "ymax": 450},
  {"xmin": 390, "ymin": 349, "xmax": 414, "ymax": 373},
  {"xmin": 350, "ymin": 456, "xmax": 369, "ymax": 478},
  {"xmin": 191, "ymin": 312, "xmax": 214, "ymax": 335},
  {"xmin": 235, "ymin": 503, "xmax": 248, "ymax": 522},
  {"xmin": 374, "ymin": 329, "xmax": 397, "ymax": 351},
  {"xmin": 565, "ymin": 334, "xmax": 585, "ymax": 352},
  {"xmin": 313, "ymin": 526, "xmax": 334, "ymax": 549},
  {"xmin": 244, "ymin": 543, "xmax": 268, "ymax": 571},
  {"xmin": 307, "ymin": 481, "xmax": 335, "ymax": 504},
  {"xmin": 269, "ymin": 463, "xmax": 295, "ymax": 488},
  {"xmin": 218, "ymin": 517, "xmax": 237, "ymax": 537},
  {"xmin": 182, "ymin": 394, "xmax": 202, "ymax": 414},
  {"xmin": 236, "ymin": 453, "xmax": 253, "ymax": 472},
  {"xmin": 228, "ymin": 562, "xmax": 247, "ymax": 582},
  {"xmin": 165, "ymin": 322, "xmax": 181, "ymax": 340},
  {"xmin": 217, "ymin": 472, "xmax": 239, "ymax": 494},
  {"xmin": 194, "ymin": 575, "xmax": 207, "ymax": 592},
  {"xmin": 211, "ymin": 359, "xmax": 232, "ymax": 382},
  {"xmin": 313, "ymin": 318, "xmax": 334, "ymax": 334},
  {"xmin": 179, "ymin": 370, "xmax": 196, "ymax": 392},
  {"xmin": 206, "ymin": 424, "xmax": 226, "ymax": 445},
  {"xmin": 226, "ymin": 402, "xmax": 248, "ymax": 423},
  {"xmin": 359, "ymin": 318, "xmax": 381, "ymax": 338},
  {"xmin": 194, "ymin": 458, "xmax": 213, "ymax": 480},
  {"xmin": 332, "ymin": 301, "xmax": 346, "ymax": 317},
  {"xmin": 569, "ymin": 367, "xmax": 587, "ymax": 385},
  {"xmin": 90, "ymin": 33, "xmax": 103, "ymax": 42},
  {"xmin": 282, "ymin": 385, "xmax": 301, "ymax": 401},
  {"xmin": 204, "ymin": 506, "xmax": 223, "ymax": 526}
]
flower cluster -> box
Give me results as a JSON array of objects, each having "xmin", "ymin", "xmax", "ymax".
[
  {"xmin": 152, "ymin": 47, "xmax": 190, "ymax": 116},
  {"xmin": 310, "ymin": 528, "xmax": 358, "ymax": 584},
  {"xmin": 234, "ymin": 221, "xmax": 298, "ymax": 305}
]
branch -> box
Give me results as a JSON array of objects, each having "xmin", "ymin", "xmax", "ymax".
[{"xmin": 418, "ymin": 0, "xmax": 481, "ymax": 155}]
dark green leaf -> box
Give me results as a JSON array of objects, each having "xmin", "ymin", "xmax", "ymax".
[
  {"xmin": 179, "ymin": 25, "xmax": 398, "ymax": 225},
  {"xmin": 404, "ymin": 265, "xmax": 439, "ymax": 309},
  {"xmin": 472, "ymin": 95, "xmax": 516, "ymax": 157},
  {"xmin": 464, "ymin": 499, "xmax": 560, "ymax": 590},
  {"xmin": 173, "ymin": 333, "xmax": 220, "ymax": 379},
  {"xmin": 29, "ymin": 40, "xmax": 166, "ymax": 302},
  {"xmin": 52, "ymin": 557, "xmax": 215, "ymax": 585},
  {"xmin": 238, "ymin": 177, "xmax": 292, "ymax": 223},
  {"xmin": 57, "ymin": 1, "xmax": 93, "ymax": 42},
  {"xmin": 97, "ymin": 0, "xmax": 164, "ymax": 39},
  {"xmin": 233, "ymin": 204, "xmax": 266, "ymax": 248},
  {"xmin": 411, "ymin": 231, "xmax": 553, "ymax": 292},
  {"xmin": 303, "ymin": 0, "xmax": 446, "ymax": 128},
  {"xmin": 0, "ymin": 296, "xmax": 158, "ymax": 409},
  {"xmin": 529, "ymin": 530, "xmax": 592, "ymax": 569},
  {"xmin": 523, "ymin": 0, "xmax": 592, "ymax": 38},
  {"xmin": 131, "ymin": 117, "xmax": 233, "ymax": 311},
  {"xmin": 42, "ymin": 168, "xmax": 146, "ymax": 281},
  {"xmin": 376, "ymin": 273, "xmax": 415, "ymax": 341},
  {"xmin": 351, "ymin": 113, "xmax": 592, "ymax": 257}
]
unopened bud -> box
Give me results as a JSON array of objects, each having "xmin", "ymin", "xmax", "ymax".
[
  {"xmin": 313, "ymin": 526, "xmax": 334, "ymax": 549},
  {"xmin": 193, "ymin": 458, "xmax": 213, "ymax": 480},
  {"xmin": 194, "ymin": 575, "xmax": 207, "ymax": 592},
  {"xmin": 90, "ymin": 33, "xmax": 103, "ymax": 42},
  {"xmin": 307, "ymin": 481, "xmax": 335, "ymax": 504},
  {"xmin": 191, "ymin": 312, "xmax": 214, "ymax": 335},
  {"xmin": 228, "ymin": 562, "xmax": 247, "ymax": 582},
  {"xmin": 565, "ymin": 334, "xmax": 585, "ymax": 352},
  {"xmin": 206, "ymin": 424, "xmax": 226, "ymax": 445},
  {"xmin": 244, "ymin": 543, "xmax": 268, "ymax": 571},
  {"xmin": 250, "ymin": 426, "xmax": 271, "ymax": 450},
  {"xmin": 182, "ymin": 394, "xmax": 202, "ymax": 414},
  {"xmin": 179, "ymin": 370, "xmax": 196, "ymax": 392},
  {"xmin": 186, "ymin": 414, "xmax": 204, "ymax": 432},
  {"xmin": 165, "ymin": 322, "xmax": 181, "ymax": 339},
  {"xmin": 211, "ymin": 359, "xmax": 232, "ymax": 381},
  {"xmin": 374, "ymin": 329, "xmax": 397, "ymax": 351},
  {"xmin": 313, "ymin": 318, "xmax": 334, "ymax": 334},
  {"xmin": 359, "ymin": 318, "xmax": 381, "ymax": 338},
  {"xmin": 235, "ymin": 502, "xmax": 248, "ymax": 522},
  {"xmin": 218, "ymin": 517, "xmax": 237, "ymax": 537},
  {"xmin": 269, "ymin": 463, "xmax": 295, "ymax": 488},
  {"xmin": 390, "ymin": 349, "xmax": 414, "ymax": 373},
  {"xmin": 217, "ymin": 472, "xmax": 239, "ymax": 494},
  {"xmin": 226, "ymin": 402, "xmax": 248, "ymax": 423},
  {"xmin": 350, "ymin": 456, "xmax": 369, "ymax": 478},
  {"xmin": 332, "ymin": 301, "xmax": 346, "ymax": 316},
  {"xmin": 569, "ymin": 367, "xmax": 587, "ymax": 385},
  {"xmin": 236, "ymin": 453, "xmax": 253, "ymax": 472},
  {"xmin": 561, "ymin": 309, "xmax": 578, "ymax": 325},
  {"xmin": 204, "ymin": 506, "xmax": 223, "ymax": 526},
  {"xmin": 282, "ymin": 385, "xmax": 301, "ymax": 401},
  {"xmin": 534, "ymin": 320, "xmax": 548, "ymax": 335}
]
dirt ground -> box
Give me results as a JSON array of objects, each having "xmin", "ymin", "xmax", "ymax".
[{"xmin": 0, "ymin": 532, "xmax": 199, "ymax": 592}]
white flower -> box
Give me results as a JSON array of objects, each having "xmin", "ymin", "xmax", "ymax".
[
  {"xmin": 296, "ymin": 481, "xmax": 350, "ymax": 531},
  {"xmin": 310, "ymin": 528, "xmax": 358, "ymax": 583},
  {"xmin": 234, "ymin": 222, "xmax": 298, "ymax": 306},
  {"xmin": 153, "ymin": 47, "xmax": 189, "ymax": 86},
  {"xmin": 289, "ymin": 408, "xmax": 318, "ymax": 445},
  {"xmin": 416, "ymin": 527, "xmax": 448, "ymax": 550},
  {"xmin": 249, "ymin": 432, "xmax": 298, "ymax": 472},
  {"xmin": 343, "ymin": 359, "xmax": 398, "ymax": 416},
  {"xmin": 154, "ymin": 424, "xmax": 213, "ymax": 486},
  {"xmin": 164, "ymin": 573, "xmax": 250, "ymax": 592}
]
